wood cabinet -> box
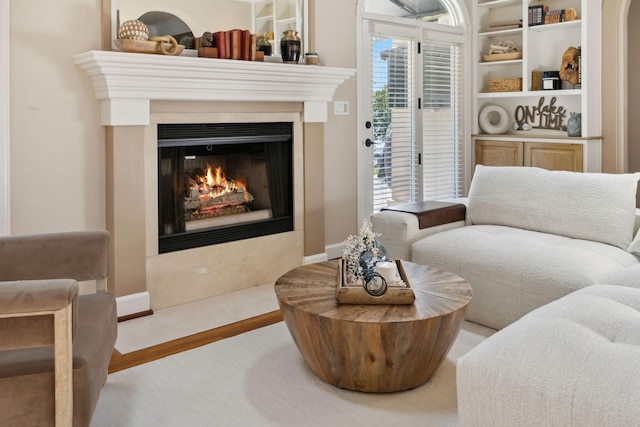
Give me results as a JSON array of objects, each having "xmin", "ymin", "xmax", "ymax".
[
  {"xmin": 475, "ymin": 140, "xmax": 523, "ymax": 167},
  {"xmin": 476, "ymin": 139, "xmax": 583, "ymax": 172}
]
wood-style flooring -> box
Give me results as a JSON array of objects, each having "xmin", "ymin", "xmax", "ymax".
[{"xmin": 108, "ymin": 310, "xmax": 283, "ymax": 373}]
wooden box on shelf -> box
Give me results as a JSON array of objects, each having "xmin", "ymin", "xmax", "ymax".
[{"xmin": 336, "ymin": 259, "xmax": 416, "ymax": 305}]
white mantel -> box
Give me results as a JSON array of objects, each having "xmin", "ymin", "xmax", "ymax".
[{"xmin": 73, "ymin": 50, "xmax": 355, "ymax": 126}]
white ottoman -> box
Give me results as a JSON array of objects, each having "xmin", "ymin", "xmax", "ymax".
[{"xmin": 457, "ymin": 285, "xmax": 640, "ymax": 426}]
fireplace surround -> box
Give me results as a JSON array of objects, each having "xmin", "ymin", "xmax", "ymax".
[{"xmin": 74, "ymin": 50, "xmax": 355, "ymax": 314}]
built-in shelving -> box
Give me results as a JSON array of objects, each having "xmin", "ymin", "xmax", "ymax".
[
  {"xmin": 472, "ymin": 0, "xmax": 603, "ymax": 171},
  {"xmin": 251, "ymin": 0, "xmax": 305, "ymax": 57}
]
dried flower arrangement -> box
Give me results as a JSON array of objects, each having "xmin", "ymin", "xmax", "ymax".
[{"xmin": 341, "ymin": 219, "xmax": 384, "ymax": 284}]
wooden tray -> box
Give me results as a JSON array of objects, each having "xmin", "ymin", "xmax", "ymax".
[
  {"xmin": 336, "ymin": 259, "xmax": 416, "ymax": 305},
  {"xmin": 483, "ymin": 52, "xmax": 522, "ymax": 62},
  {"xmin": 114, "ymin": 37, "xmax": 185, "ymax": 56}
]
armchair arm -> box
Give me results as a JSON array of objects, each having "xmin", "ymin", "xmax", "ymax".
[
  {"xmin": 0, "ymin": 279, "xmax": 77, "ymax": 426},
  {"xmin": 0, "ymin": 279, "xmax": 78, "ymax": 349},
  {"xmin": 0, "ymin": 279, "xmax": 79, "ymax": 314}
]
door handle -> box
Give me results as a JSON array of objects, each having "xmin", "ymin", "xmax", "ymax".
[{"xmin": 365, "ymin": 138, "xmax": 373, "ymax": 147}]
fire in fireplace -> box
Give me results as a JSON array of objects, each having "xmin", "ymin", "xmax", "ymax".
[
  {"xmin": 184, "ymin": 164, "xmax": 255, "ymax": 230},
  {"xmin": 157, "ymin": 122, "xmax": 293, "ymax": 253}
]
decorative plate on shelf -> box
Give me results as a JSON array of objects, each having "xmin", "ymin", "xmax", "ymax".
[
  {"xmin": 114, "ymin": 36, "xmax": 185, "ymax": 56},
  {"xmin": 483, "ymin": 52, "xmax": 522, "ymax": 62}
]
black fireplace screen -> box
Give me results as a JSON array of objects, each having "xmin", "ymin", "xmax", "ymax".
[{"xmin": 157, "ymin": 122, "xmax": 293, "ymax": 254}]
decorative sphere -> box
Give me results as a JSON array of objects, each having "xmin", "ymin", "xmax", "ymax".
[{"xmin": 118, "ymin": 20, "xmax": 149, "ymax": 41}]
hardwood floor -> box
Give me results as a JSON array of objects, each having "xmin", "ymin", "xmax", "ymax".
[{"xmin": 108, "ymin": 310, "xmax": 284, "ymax": 373}]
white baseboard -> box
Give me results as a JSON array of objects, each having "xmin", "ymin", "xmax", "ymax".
[
  {"xmin": 116, "ymin": 291, "xmax": 151, "ymax": 318},
  {"xmin": 303, "ymin": 253, "xmax": 328, "ymax": 265},
  {"xmin": 325, "ymin": 242, "xmax": 346, "ymax": 260}
]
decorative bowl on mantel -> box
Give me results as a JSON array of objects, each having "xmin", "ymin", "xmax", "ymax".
[{"xmin": 114, "ymin": 36, "xmax": 185, "ymax": 56}]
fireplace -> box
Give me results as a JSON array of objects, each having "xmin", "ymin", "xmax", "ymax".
[
  {"xmin": 74, "ymin": 50, "xmax": 355, "ymax": 314},
  {"xmin": 157, "ymin": 122, "xmax": 294, "ymax": 253}
]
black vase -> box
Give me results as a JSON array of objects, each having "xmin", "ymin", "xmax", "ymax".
[
  {"xmin": 256, "ymin": 35, "xmax": 272, "ymax": 56},
  {"xmin": 280, "ymin": 30, "xmax": 301, "ymax": 64}
]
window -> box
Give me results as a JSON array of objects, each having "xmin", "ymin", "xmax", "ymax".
[
  {"xmin": 360, "ymin": 0, "xmax": 469, "ymax": 218},
  {"xmin": 367, "ymin": 23, "xmax": 466, "ymax": 212},
  {"xmin": 422, "ymin": 39, "xmax": 464, "ymax": 200}
]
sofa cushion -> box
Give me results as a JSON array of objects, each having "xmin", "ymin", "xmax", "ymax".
[
  {"xmin": 467, "ymin": 165, "xmax": 640, "ymax": 250},
  {"xmin": 627, "ymin": 230, "xmax": 640, "ymax": 255},
  {"xmin": 607, "ymin": 263, "xmax": 640, "ymax": 288},
  {"xmin": 412, "ymin": 225, "xmax": 639, "ymax": 329},
  {"xmin": 457, "ymin": 285, "xmax": 640, "ymax": 426}
]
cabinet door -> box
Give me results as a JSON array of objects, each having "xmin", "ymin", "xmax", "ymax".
[
  {"xmin": 475, "ymin": 140, "xmax": 523, "ymax": 167},
  {"xmin": 524, "ymin": 142, "xmax": 583, "ymax": 172}
]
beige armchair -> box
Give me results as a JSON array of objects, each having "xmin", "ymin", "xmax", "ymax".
[{"xmin": 0, "ymin": 231, "xmax": 117, "ymax": 427}]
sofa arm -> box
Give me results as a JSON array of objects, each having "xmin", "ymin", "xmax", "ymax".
[{"xmin": 371, "ymin": 207, "xmax": 466, "ymax": 261}]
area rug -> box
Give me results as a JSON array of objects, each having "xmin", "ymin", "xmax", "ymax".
[{"xmin": 91, "ymin": 321, "xmax": 494, "ymax": 427}]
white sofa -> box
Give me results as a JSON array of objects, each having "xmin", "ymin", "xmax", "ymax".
[
  {"xmin": 371, "ymin": 165, "xmax": 640, "ymax": 330},
  {"xmin": 457, "ymin": 284, "xmax": 640, "ymax": 426}
]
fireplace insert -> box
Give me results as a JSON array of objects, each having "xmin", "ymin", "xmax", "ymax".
[{"xmin": 157, "ymin": 122, "xmax": 293, "ymax": 253}]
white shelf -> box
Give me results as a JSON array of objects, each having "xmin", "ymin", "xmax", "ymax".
[
  {"xmin": 478, "ymin": 28, "xmax": 523, "ymax": 37},
  {"xmin": 521, "ymin": 89, "xmax": 582, "ymax": 97},
  {"xmin": 477, "ymin": 89, "xmax": 582, "ymax": 98},
  {"xmin": 478, "ymin": 59, "xmax": 523, "ymax": 67},
  {"xmin": 528, "ymin": 19, "xmax": 581, "ymax": 32},
  {"xmin": 477, "ymin": 91, "xmax": 524, "ymax": 98},
  {"xmin": 277, "ymin": 17, "xmax": 297, "ymax": 25}
]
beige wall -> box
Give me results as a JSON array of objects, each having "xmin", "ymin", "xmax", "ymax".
[
  {"xmin": 312, "ymin": 1, "xmax": 359, "ymax": 250},
  {"xmin": 602, "ymin": 0, "xmax": 629, "ymax": 174},
  {"xmin": 117, "ymin": 0, "xmax": 252, "ymax": 37},
  {"xmin": 628, "ymin": 1, "xmax": 640, "ymax": 176},
  {"xmin": 10, "ymin": 0, "xmax": 105, "ymax": 234},
  {"xmin": 7, "ymin": 0, "xmax": 632, "ymax": 254}
]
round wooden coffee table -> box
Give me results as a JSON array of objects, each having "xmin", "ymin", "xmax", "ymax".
[{"xmin": 274, "ymin": 260, "xmax": 472, "ymax": 392}]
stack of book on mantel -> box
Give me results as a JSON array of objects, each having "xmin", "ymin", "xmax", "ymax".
[
  {"xmin": 195, "ymin": 29, "xmax": 264, "ymax": 61},
  {"xmin": 488, "ymin": 20, "xmax": 522, "ymax": 31}
]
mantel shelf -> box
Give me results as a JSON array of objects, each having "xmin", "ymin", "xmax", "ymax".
[{"xmin": 73, "ymin": 50, "xmax": 356, "ymax": 126}]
